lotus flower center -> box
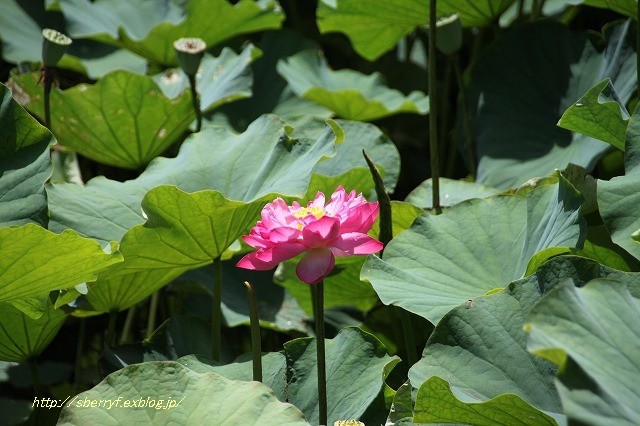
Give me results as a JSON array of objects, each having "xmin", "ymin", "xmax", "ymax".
[{"xmin": 294, "ymin": 206, "xmax": 325, "ymax": 220}]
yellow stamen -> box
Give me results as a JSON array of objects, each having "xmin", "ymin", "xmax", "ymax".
[{"xmin": 294, "ymin": 206, "xmax": 325, "ymax": 220}]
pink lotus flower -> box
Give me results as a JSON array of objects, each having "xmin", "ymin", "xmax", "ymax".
[{"xmin": 237, "ymin": 186, "xmax": 383, "ymax": 284}]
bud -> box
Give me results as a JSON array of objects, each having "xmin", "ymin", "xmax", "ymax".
[
  {"xmin": 173, "ymin": 37, "xmax": 206, "ymax": 76},
  {"xmin": 42, "ymin": 28, "xmax": 72, "ymax": 67},
  {"xmin": 334, "ymin": 421, "xmax": 365, "ymax": 426},
  {"xmin": 435, "ymin": 14, "xmax": 462, "ymax": 55}
]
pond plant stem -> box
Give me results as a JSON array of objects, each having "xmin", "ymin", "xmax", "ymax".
[
  {"xmin": 314, "ymin": 280, "xmax": 327, "ymax": 426},
  {"xmin": 43, "ymin": 66, "xmax": 53, "ymax": 128},
  {"xmin": 212, "ymin": 257, "xmax": 223, "ymax": 361},
  {"xmin": 188, "ymin": 73, "xmax": 202, "ymax": 132},
  {"xmin": 429, "ymin": 0, "xmax": 441, "ymax": 214},
  {"xmin": 74, "ymin": 318, "xmax": 86, "ymax": 393},
  {"xmin": 637, "ymin": 0, "xmax": 640, "ymax": 102},
  {"xmin": 146, "ymin": 292, "xmax": 159, "ymax": 338},
  {"xmin": 244, "ymin": 281, "xmax": 263, "ymax": 382},
  {"xmin": 106, "ymin": 310, "xmax": 117, "ymax": 346},
  {"xmin": 120, "ymin": 306, "xmax": 136, "ymax": 344}
]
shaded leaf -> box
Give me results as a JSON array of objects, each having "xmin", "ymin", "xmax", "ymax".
[
  {"xmin": 526, "ymin": 279, "xmax": 640, "ymax": 426},
  {"xmin": 469, "ymin": 21, "xmax": 636, "ymax": 189},
  {"xmin": 0, "ymin": 84, "xmax": 52, "ymax": 227},
  {"xmin": 285, "ymin": 327, "xmax": 399, "ymax": 425},
  {"xmin": 558, "ymin": 78, "xmax": 629, "ymax": 151},
  {"xmin": 0, "ymin": 297, "xmax": 66, "ymax": 362}
]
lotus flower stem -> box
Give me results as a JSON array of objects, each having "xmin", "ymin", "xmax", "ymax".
[
  {"xmin": 212, "ymin": 257, "xmax": 223, "ymax": 361},
  {"xmin": 453, "ymin": 55, "xmax": 476, "ymax": 178},
  {"xmin": 244, "ymin": 281, "xmax": 263, "ymax": 382},
  {"xmin": 43, "ymin": 67, "xmax": 53, "ymax": 128},
  {"xmin": 120, "ymin": 306, "xmax": 136, "ymax": 344},
  {"xmin": 74, "ymin": 318, "xmax": 86, "ymax": 393},
  {"xmin": 399, "ymin": 308, "xmax": 418, "ymax": 366},
  {"xmin": 637, "ymin": 0, "xmax": 640, "ymax": 101},
  {"xmin": 29, "ymin": 359, "xmax": 42, "ymax": 396},
  {"xmin": 106, "ymin": 310, "xmax": 117, "ymax": 346},
  {"xmin": 146, "ymin": 292, "xmax": 159, "ymax": 338},
  {"xmin": 187, "ymin": 73, "xmax": 202, "ymax": 132},
  {"xmin": 428, "ymin": 0, "xmax": 441, "ymax": 214},
  {"xmin": 313, "ymin": 280, "xmax": 327, "ymax": 426}
]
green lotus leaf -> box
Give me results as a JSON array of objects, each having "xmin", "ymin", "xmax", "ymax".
[
  {"xmin": 0, "ymin": 224, "xmax": 122, "ymax": 305},
  {"xmin": 362, "ymin": 177, "xmax": 585, "ymax": 324},
  {"xmin": 558, "ymin": 78, "xmax": 629, "ymax": 151},
  {"xmin": 0, "ymin": 84, "xmax": 52, "ymax": 228},
  {"xmin": 526, "ymin": 279, "xmax": 640, "ymax": 425},
  {"xmin": 152, "ymin": 45, "xmax": 261, "ymax": 114},
  {"xmin": 469, "ymin": 21, "xmax": 636, "ymax": 189},
  {"xmin": 10, "ymin": 70, "xmax": 194, "ymax": 169},
  {"xmin": 410, "ymin": 255, "xmax": 640, "ymax": 422},
  {"xmin": 0, "ymin": 296, "xmax": 66, "ymax": 362},
  {"xmin": 57, "ymin": 362, "xmax": 309, "ymax": 425},
  {"xmin": 316, "ymin": 0, "xmax": 427, "ymax": 61},
  {"xmin": 414, "ymin": 376, "xmax": 557, "ymax": 426},
  {"xmin": 58, "ymin": 0, "xmax": 284, "ymax": 66},
  {"xmin": 598, "ymin": 104, "xmax": 640, "ymax": 261},
  {"xmin": 179, "ymin": 352, "xmax": 288, "ymax": 401},
  {"xmin": 277, "ymin": 50, "xmax": 428, "ymax": 121},
  {"xmin": 405, "ymin": 178, "xmax": 500, "ymax": 209},
  {"xmin": 285, "ymin": 327, "xmax": 399, "ymax": 425}
]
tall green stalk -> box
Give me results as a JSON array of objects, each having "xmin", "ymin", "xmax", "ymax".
[
  {"xmin": 43, "ymin": 67, "xmax": 53, "ymax": 128},
  {"xmin": 146, "ymin": 292, "xmax": 159, "ymax": 338},
  {"xmin": 106, "ymin": 310, "xmax": 117, "ymax": 346},
  {"xmin": 187, "ymin": 73, "xmax": 202, "ymax": 132},
  {"xmin": 244, "ymin": 281, "xmax": 262, "ymax": 382},
  {"xmin": 120, "ymin": 306, "xmax": 136, "ymax": 344},
  {"xmin": 637, "ymin": 0, "xmax": 640, "ymax": 102},
  {"xmin": 74, "ymin": 319, "xmax": 86, "ymax": 393},
  {"xmin": 212, "ymin": 257, "xmax": 223, "ymax": 361},
  {"xmin": 313, "ymin": 280, "xmax": 327, "ymax": 426},
  {"xmin": 428, "ymin": 0, "xmax": 441, "ymax": 214}
]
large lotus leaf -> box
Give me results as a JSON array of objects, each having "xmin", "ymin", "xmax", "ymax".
[
  {"xmin": 469, "ymin": 20, "xmax": 636, "ymax": 189},
  {"xmin": 61, "ymin": 118, "xmax": 338, "ymax": 312},
  {"xmin": 285, "ymin": 327, "xmax": 399, "ymax": 425},
  {"xmin": 179, "ymin": 260, "xmax": 307, "ymax": 332},
  {"xmin": 0, "ymin": 84, "xmax": 52, "ymax": 227},
  {"xmin": 0, "ymin": 224, "xmax": 122, "ymax": 304},
  {"xmin": 0, "ymin": 0, "xmax": 147, "ymax": 77},
  {"xmin": 103, "ymin": 187, "xmax": 266, "ymax": 277},
  {"xmin": 558, "ymin": 78, "xmax": 629, "ymax": 151},
  {"xmin": 10, "ymin": 71, "xmax": 194, "ymax": 169},
  {"xmin": 414, "ymin": 376, "xmax": 557, "ymax": 426},
  {"xmin": 405, "ymin": 178, "xmax": 500, "ymax": 209},
  {"xmin": 152, "ymin": 45, "xmax": 261, "ymax": 114},
  {"xmin": 179, "ymin": 352, "xmax": 288, "ymax": 401},
  {"xmin": 362, "ymin": 177, "xmax": 585, "ymax": 324},
  {"xmin": 526, "ymin": 279, "xmax": 640, "ymax": 425},
  {"xmin": 311, "ymin": 120, "xmax": 401, "ymax": 192},
  {"xmin": 0, "ymin": 297, "xmax": 66, "ymax": 362},
  {"xmin": 316, "ymin": 0, "xmax": 427, "ymax": 61},
  {"xmin": 409, "ymin": 255, "xmax": 640, "ymax": 420},
  {"xmin": 598, "ymin": 104, "xmax": 640, "ymax": 261},
  {"xmin": 57, "ymin": 362, "xmax": 309, "ymax": 425},
  {"xmin": 277, "ymin": 50, "xmax": 428, "ymax": 121},
  {"xmin": 48, "ymin": 115, "xmax": 337, "ymax": 246},
  {"xmin": 59, "ymin": 0, "xmax": 284, "ymax": 66}
]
